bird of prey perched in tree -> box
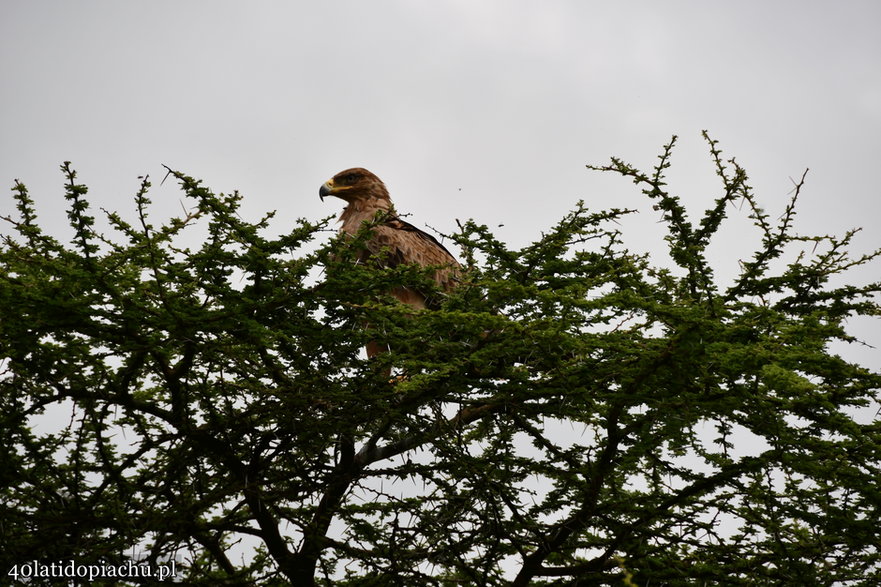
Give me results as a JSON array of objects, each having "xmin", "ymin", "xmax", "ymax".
[{"xmin": 319, "ymin": 167, "xmax": 460, "ymax": 357}]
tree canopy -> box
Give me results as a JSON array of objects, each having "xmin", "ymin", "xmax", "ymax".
[{"xmin": 2, "ymin": 134, "xmax": 880, "ymax": 585}]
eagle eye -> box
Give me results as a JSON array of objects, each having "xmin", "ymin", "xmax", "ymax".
[{"xmin": 344, "ymin": 173, "xmax": 358, "ymax": 183}]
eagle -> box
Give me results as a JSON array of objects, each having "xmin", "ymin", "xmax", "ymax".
[{"xmin": 319, "ymin": 167, "xmax": 460, "ymax": 357}]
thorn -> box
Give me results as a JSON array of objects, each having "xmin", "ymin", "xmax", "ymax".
[{"xmin": 160, "ymin": 165, "xmax": 174, "ymax": 186}]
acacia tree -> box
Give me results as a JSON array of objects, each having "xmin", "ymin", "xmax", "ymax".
[{"xmin": 1, "ymin": 135, "xmax": 879, "ymax": 585}]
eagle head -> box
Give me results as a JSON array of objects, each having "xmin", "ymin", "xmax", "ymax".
[{"xmin": 319, "ymin": 168, "xmax": 390, "ymax": 203}]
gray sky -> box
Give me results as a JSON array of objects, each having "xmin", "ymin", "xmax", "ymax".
[{"xmin": 2, "ymin": 0, "xmax": 879, "ymax": 363}]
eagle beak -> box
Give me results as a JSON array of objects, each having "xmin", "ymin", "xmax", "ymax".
[{"xmin": 319, "ymin": 180, "xmax": 333, "ymax": 201}]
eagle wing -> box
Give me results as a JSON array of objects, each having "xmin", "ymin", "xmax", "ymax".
[{"xmin": 363, "ymin": 213, "xmax": 460, "ymax": 307}]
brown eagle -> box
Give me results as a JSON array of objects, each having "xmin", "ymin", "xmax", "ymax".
[{"xmin": 319, "ymin": 167, "xmax": 460, "ymax": 356}]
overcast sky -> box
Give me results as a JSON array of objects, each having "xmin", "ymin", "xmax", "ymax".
[{"xmin": 2, "ymin": 0, "xmax": 879, "ymax": 364}]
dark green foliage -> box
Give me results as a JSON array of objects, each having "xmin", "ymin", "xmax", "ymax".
[{"xmin": 2, "ymin": 136, "xmax": 879, "ymax": 585}]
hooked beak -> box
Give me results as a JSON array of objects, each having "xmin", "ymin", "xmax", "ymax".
[{"xmin": 319, "ymin": 181, "xmax": 333, "ymax": 201}]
